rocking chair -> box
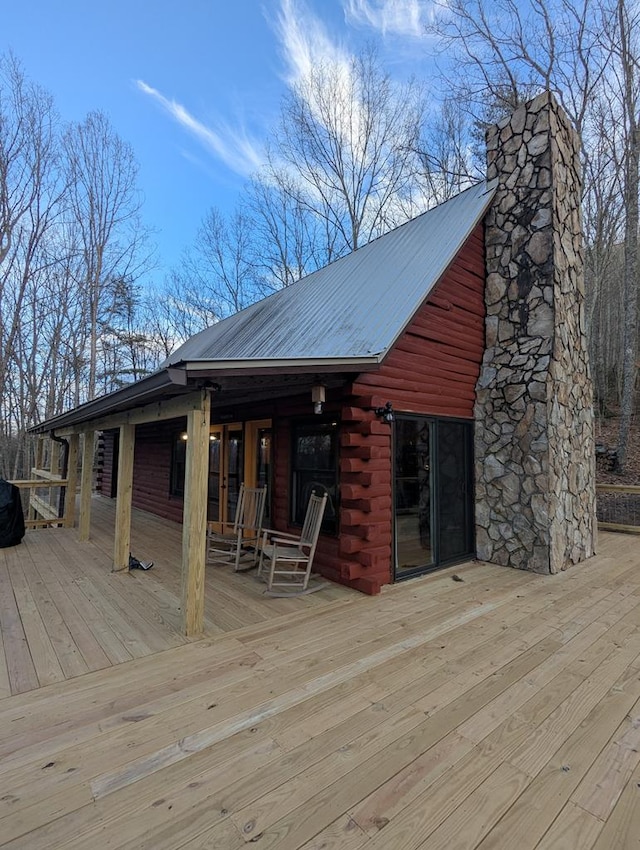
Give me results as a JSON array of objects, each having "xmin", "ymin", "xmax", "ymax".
[
  {"xmin": 206, "ymin": 484, "xmax": 267, "ymax": 572},
  {"xmin": 258, "ymin": 491, "xmax": 328, "ymax": 595}
]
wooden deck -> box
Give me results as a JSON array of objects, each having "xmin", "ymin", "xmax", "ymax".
[
  {"xmin": 1, "ymin": 526, "xmax": 640, "ymax": 849},
  {"xmin": 0, "ymin": 496, "xmax": 353, "ymax": 696}
]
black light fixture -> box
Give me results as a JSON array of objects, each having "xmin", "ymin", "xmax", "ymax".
[
  {"xmin": 312, "ymin": 379, "xmax": 326, "ymax": 414},
  {"xmin": 373, "ymin": 401, "xmax": 394, "ymax": 423}
]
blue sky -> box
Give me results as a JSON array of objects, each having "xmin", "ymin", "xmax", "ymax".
[{"xmin": 3, "ymin": 0, "xmax": 440, "ymax": 282}]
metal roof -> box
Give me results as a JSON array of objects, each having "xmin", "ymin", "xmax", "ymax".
[
  {"xmin": 31, "ymin": 179, "xmax": 495, "ymax": 433},
  {"xmin": 165, "ymin": 179, "xmax": 496, "ymax": 368}
]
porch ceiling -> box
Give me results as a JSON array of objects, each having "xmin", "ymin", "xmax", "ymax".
[{"xmin": 30, "ymin": 371, "xmax": 353, "ymax": 435}]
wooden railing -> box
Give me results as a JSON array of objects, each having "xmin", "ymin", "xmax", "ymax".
[
  {"xmin": 11, "ymin": 477, "xmax": 69, "ymax": 528},
  {"xmin": 596, "ymin": 484, "xmax": 640, "ymax": 534}
]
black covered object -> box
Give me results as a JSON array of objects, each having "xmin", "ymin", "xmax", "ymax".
[{"xmin": 0, "ymin": 479, "xmax": 25, "ymax": 548}]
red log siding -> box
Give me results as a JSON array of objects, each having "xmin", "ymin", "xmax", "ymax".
[
  {"xmin": 131, "ymin": 420, "xmax": 186, "ymax": 523},
  {"xmin": 96, "ymin": 421, "xmax": 186, "ymax": 524},
  {"xmin": 340, "ymin": 224, "xmax": 486, "ymax": 594},
  {"xmin": 96, "ymin": 430, "xmax": 116, "ymax": 498}
]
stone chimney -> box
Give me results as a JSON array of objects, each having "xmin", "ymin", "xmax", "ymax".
[{"xmin": 475, "ymin": 91, "xmax": 597, "ymax": 574}]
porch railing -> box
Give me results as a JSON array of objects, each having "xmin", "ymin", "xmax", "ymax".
[
  {"xmin": 10, "ymin": 476, "xmax": 69, "ymax": 528},
  {"xmin": 596, "ymin": 484, "xmax": 640, "ymax": 534}
]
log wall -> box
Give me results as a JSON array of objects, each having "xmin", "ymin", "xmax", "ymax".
[
  {"xmin": 340, "ymin": 224, "xmax": 486, "ymax": 594},
  {"xmin": 96, "ymin": 421, "xmax": 186, "ymax": 524}
]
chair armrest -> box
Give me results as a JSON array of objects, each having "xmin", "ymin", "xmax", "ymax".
[
  {"xmin": 269, "ymin": 535, "xmax": 305, "ymax": 547},
  {"xmin": 261, "ymin": 528, "xmax": 301, "ymax": 542}
]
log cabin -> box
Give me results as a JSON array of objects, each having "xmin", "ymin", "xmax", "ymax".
[{"xmin": 31, "ymin": 92, "xmax": 597, "ymax": 635}]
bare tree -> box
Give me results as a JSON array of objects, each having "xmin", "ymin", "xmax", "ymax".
[
  {"xmin": 0, "ymin": 55, "xmax": 68, "ymax": 476},
  {"xmin": 63, "ymin": 111, "xmax": 150, "ymax": 400},
  {"xmin": 604, "ymin": 0, "xmax": 640, "ymax": 469},
  {"xmin": 271, "ymin": 46, "xmax": 425, "ymax": 261},
  {"xmin": 414, "ymin": 97, "xmax": 482, "ymax": 206},
  {"xmin": 247, "ymin": 170, "xmax": 324, "ymax": 287},
  {"xmin": 0, "ymin": 55, "xmax": 64, "ymax": 410}
]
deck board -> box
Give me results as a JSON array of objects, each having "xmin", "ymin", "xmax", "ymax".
[{"xmin": 0, "ymin": 513, "xmax": 639, "ymax": 849}]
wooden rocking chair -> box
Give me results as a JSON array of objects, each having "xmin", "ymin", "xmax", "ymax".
[
  {"xmin": 206, "ymin": 484, "xmax": 267, "ymax": 572},
  {"xmin": 258, "ymin": 491, "xmax": 328, "ymax": 595}
]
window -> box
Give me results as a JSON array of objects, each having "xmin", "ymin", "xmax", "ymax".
[
  {"xmin": 291, "ymin": 420, "xmax": 338, "ymax": 532},
  {"xmin": 170, "ymin": 432, "xmax": 187, "ymax": 497}
]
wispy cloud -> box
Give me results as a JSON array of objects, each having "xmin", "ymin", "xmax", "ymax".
[
  {"xmin": 135, "ymin": 80, "xmax": 264, "ymax": 177},
  {"xmin": 275, "ymin": 0, "xmax": 350, "ymax": 85},
  {"xmin": 343, "ymin": 0, "xmax": 438, "ymax": 38}
]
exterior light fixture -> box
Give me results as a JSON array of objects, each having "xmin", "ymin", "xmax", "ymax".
[
  {"xmin": 312, "ymin": 380, "xmax": 326, "ymax": 415},
  {"xmin": 180, "ymin": 432, "xmax": 188, "ymax": 441},
  {"xmin": 373, "ymin": 401, "xmax": 394, "ymax": 424}
]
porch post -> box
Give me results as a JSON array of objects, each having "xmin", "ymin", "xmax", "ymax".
[
  {"xmin": 79, "ymin": 430, "xmax": 95, "ymax": 541},
  {"xmin": 181, "ymin": 390, "xmax": 211, "ymax": 636},
  {"xmin": 29, "ymin": 436, "xmax": 45, "ymax": 521},
  {"xmin": 49, "ymin": 438, "xmax": 61, "ymax": 516},
  {"xmin": 63, "ymin": 433, "xmax": 79, "ymax": 528},
  {"xmin": 113, "ymin": 423, "xmax": 135, "ymax": 571}
]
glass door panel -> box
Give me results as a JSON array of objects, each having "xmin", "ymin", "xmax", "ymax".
[
  {"xmin": 207, "ymin": 424, "xmax": 243, "ymax": 526},
  {"xmin": 394, "ymin": 415, "xmax": 474, "ymax": 580},
  {"xmin": 437, "ymin": 420, "xmax": 473, "ymax": 562},
  {"xmin": 394, "ymin": 417, "xmax": 434, "ymax": 574},
  {"xmin": 208, "ymin": 429, "xmax": 222, "ymax": 523},
  {"xmin": 226, "ymin": 426, "xmax": 243, "ymax": 524}
]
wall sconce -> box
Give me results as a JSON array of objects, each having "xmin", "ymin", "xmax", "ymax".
[
  {"xmin": 180, "ymin": 432, "xmax": 188, "ymax": 441},
  {"xmin": 312, "ymin": 380, "xmax": 326, "ymax": 415},
  {"xmin": 373, "ymin": 401, "xmax": 394, "ymax": 423}
]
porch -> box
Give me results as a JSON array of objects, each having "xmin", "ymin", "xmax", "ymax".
[
  {"xmin": 1, "ymin": 529, "xmax": 640, "ymax": 849},
  {"xmin": 0, "ymin": 495, "xmax": 354, "ymax": 697}
]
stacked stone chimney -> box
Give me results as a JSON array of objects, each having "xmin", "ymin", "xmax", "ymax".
[{"xmin": 475, "ymin": 91, "xmax": 597, "ymax": 573}]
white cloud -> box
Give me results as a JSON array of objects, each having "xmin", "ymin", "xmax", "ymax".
[
  {"xmin": 275, "ymin": 0, "xmax": 350, "ymax": 85},
  {"xmin": 343, "ymin": 0, "xmax": 438, "ymax": 38},
  {"xmin": 135, "ymin": 80, "xmax": 264, "ymax": 177}
]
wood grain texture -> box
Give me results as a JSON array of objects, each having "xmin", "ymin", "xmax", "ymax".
[{"xmin": 0, "ymin": 527, "xmax": 639, "ymax": 849}]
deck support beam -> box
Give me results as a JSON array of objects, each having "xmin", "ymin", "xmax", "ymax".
[
  {"xmin": 113, "ymin": 424, "xmax": 135, "ymax": 571},
  {"xmin": 79, "ymin": 431, "xmax": 95, "ymax": 541},
  {"xmin": 181, "ymin": 389, "xmax": 211, "ymax": 636}
]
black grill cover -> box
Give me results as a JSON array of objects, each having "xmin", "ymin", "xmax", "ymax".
[{"xmin": 0, "ymin": 479, "xmax": 25, "ymax": 548}]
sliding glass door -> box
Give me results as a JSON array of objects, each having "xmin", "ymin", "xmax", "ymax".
[{"xmin": 394, "ymin": 415, "xmax": 473, "ymax": 579}]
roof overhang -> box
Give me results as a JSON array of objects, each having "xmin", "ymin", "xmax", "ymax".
[
  {"xmin": 28, "ymin": 357, "xmax": 371, "ymax": 435},
  {"xmin": 173, "ymin": 355, "xmax": 381, "ymax": 377}
]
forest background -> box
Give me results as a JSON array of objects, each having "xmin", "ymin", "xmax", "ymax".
[{"xmin": 1, "ymin": 0, "xmax": 639, "ymax": 479}]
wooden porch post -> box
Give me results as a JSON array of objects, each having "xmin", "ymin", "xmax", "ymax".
[
  {"xmin": 79, "ymin": 431, "xmax": 95, "ymax": 541},
  {"xmin": 49, "ymin": 438, "xmax": 60, "ymax": 515},
  {"xmin": 113, "ymin": 423, "xmax": 135, "ymax": 571},
  {"xmin": 29, "ymin": 437, "xmax": 45, "ymax": 521},
  {"xmin": 181, "ymin": 390, "xmax": 211, "ymax": 636},
  {"xmin": 63, "ymin": 434, "xmax": 79, "ymax": 528}
]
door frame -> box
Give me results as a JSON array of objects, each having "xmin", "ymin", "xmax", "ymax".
[
  {"xmin": 208, "ymin": 418, "xmax": 272, "ymax": 529},
  {"xmin": 392, "ymin": 413, "xmax": 475, "ymax": 581}
]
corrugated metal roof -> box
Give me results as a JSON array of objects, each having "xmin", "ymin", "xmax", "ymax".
[
  {"xmin": 31, "ymin": 180, "xmax": 496, "ymax": 433},
  {"xmin": 165, "ymin": 179, "xmax": 496, "ymax": 368}
]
